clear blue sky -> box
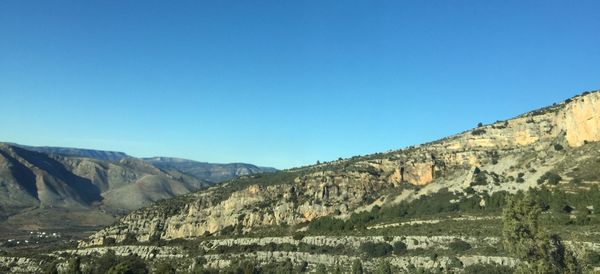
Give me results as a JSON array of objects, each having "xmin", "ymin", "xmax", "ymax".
[{"xmin": 1, "ymin": 1, "xmax": 599, "ymax": 169}]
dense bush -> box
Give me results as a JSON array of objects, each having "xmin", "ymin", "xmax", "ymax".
[
  {"xmin": 121, "ymin": 233, "xmax": 138, "ymax": 245},
  {"xmin": 554, "ymin": 144, "xmax": 564, "ymax": 151},
  {"xmin": 447, "ymin": 257, "xmax": 463, "ymax": 269},
  {"xmin": 154, "ymin": 260, "xmax": 177, "ymax": 274},
  {"xmin": 537, "ymin": 172, "xmax": 561, "ymax": 185},
  {"xmin": 87, "ymin": 251, "xmax": 149, "ymax": 274},
  {"xmin": 199, "ymin": 259, "xmax": 295, "ymax": 274},
  {"xmin": 307, "ymin": 189, "xmax": 509, "ymax": 233},
  {"xmin": 471, "ymin": 128, "xmax": 486, "ymax": 136},
  {"xmin": 351, "ymin": 259, "xmax": 364, "ymax": 274},
  {"xmin": 393, "ymin": 241, "xmax": 407, "ymax": 255},
  {"xmin": 360, "ymin": 242, "xmax": 393, "ymax": 257},
  {"xmin": 585, "ymin": 251, "xmax": 600, "ymax": 266},
  {"xmin": 106, "ymin": 255, "xmax": 148, "ymax": 274},
  {"xmin": 448, "ymin": 239, "xmax": 471, "ymax": 252},
  {"xmin": 472, "ymin": 173, "xmax": 488, "ymax": 185},
  {"xmin": 103, "ymin": 237, "xmax": 117, "ymax": 246},
  {"xmin": 463, "ymin": 263, "xmax": 512, "ymax": 274}
]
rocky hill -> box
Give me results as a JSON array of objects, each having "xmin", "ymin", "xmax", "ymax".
[
  {"xmin": 80, "ymin": 90, "xmax": 600, "ymax": 247},
  {"xmin": 143, "ymin": 157, "xmax": 277, "ymax": 183},
  {"xmin": 3, "ymin": 90, "xmax": 600, "ymax": 273}
]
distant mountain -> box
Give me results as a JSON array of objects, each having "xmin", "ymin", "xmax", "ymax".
[
  {"xmin": 0, "ymin": 143, "xmax": 208, "ymax": 231},
  {"xmin": 144, "ymin": 157, "xmax": 277, "ymax": 183},
  {"xmin": 10, "ymin": 144, "xmax": 130, "ymax": 161},
  {"xmin": 0, "ymin": 143, "xmax": 277, "ymax": 232},
  {"xmin": 8, "ymin": 144, "xmax": 277, "ymax": 183}
]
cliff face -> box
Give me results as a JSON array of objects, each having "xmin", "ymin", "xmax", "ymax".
[
  {"xmin": 561, "ymin": 92, "xmax": 600, "ymax": 146},
  {"xmin": 81, "ymin": 90, "xmax": 600, "ymax": 247}
]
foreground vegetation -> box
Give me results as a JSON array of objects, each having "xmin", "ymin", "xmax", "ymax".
[{"xmin": 13, "ymin": 184, "xmax": 594, "ymax": 274}]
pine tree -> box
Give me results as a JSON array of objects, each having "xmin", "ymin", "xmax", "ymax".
[{"xmin": 502, "ymin": 191, "xmax": 581, "ymax": 274}]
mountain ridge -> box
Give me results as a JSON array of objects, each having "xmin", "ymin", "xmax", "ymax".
[{"xmin": 80, "ymin": 89, "xmax": 600, "ymax": 246}]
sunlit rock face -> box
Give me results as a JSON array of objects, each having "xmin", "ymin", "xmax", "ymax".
[{"xmin": 560, "ymin": 92, "xmax": 600, "ymax": 147}]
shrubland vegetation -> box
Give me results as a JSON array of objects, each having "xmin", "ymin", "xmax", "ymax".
[{"xmin": 307, "ymin": 188, "xmax": 510, "ymax": 234}]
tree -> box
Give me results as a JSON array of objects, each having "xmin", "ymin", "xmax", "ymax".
[
  {"xmin": 351, "ymin": 259, "xmax": 364, "ymax": 274},
  {"xmin": 154, "ymin": 260, "xmax": 176, "ymax": 274},
  {"xmin": 91, "ymin": 250, "xmax": 120, "ymax": 274},
  {"xmin": 502, "ymin": 192, "xmax": 580, "ymax": 273},
  {"xmin": 106, "ymin": 255, "xmax": 148, "ymax": 274},
  {"xmin": 374, "ymin": 260, "xmax": 392, "ymax": 274},
  {"xmin": 43, "ymin": 262, "xmax": 59, "ymax": 274},
  {"xmin": 449, "ymin": 239, "xmax": 471, "ymax": 253},
  {"xmin": 66, "ymin": 256, "xmax": 82, "ymax": 274},
  {"xmin": 314, "ymin": 264, "xmax": 327, "ymax": 274},
  {"xmin": 360, "ymin": 242, "xmax": 393, "ymax": 257},
  {"xmin": 393, "ymin": 241, "xmax": 407, "ymax": 255}
]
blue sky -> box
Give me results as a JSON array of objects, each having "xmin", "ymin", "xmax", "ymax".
[{"xmin": 1, "ymin": 1, "xmax": 599, "ymax": 169}]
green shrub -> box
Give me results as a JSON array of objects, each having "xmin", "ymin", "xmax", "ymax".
[
  {"xmin": 585, "ymin": 251, "xmax": 600, "ymax": 266},
  {"xmin": 554, "ymin": 144, "xmax": 564, "ymax": 151},
  {"xmin": 351, "ymin": 259, "xmax": 364, "ymax": 274},
  {"xmin": 292, "ymin": 233, "xmax": 305, "ymax": 241},
  {"xmin": 472, "ymin": 173, "xmax": 488, "ymax": 185},
  {"xmin": 106, "ymin": 255, "xmax": 148, "ymax": 274},
  {"xmin": 448, "ymin": 239, "xmax": 472, "ymax": 252},
  {"xmin": 154, "ymin": 260, "xmax": 176, "ymax": 274},
  {"xmin": 471, "ymin": 129, "xmax": 486, "ymax": 136},
  {"xmin": 537, "ymin": 172, "xmax": 561, "ymax": 185},
  {"xmin": 103, "ymin": 237, "xmax": 116, "ymax": 246},
  {"xmin": 90, "ymin": 250, "xmax": 120, "ymax": 274},
  {"xmin": 43, "ymin": 262, "xmax": 59, "ymax": 274},
  {"xmin": 393, "ymin": 241, "xmax": 407, "ymax": 255},
  {"xmin": 374, "ymin": 261, "xmax": 393, "ymax": 274},
  {"xmin": 121, "ymin": 233, "xmax": 138, "ymax": 245},
  {"xmin": 314, "ymin": 264, "xmax": 328, "ymax": 274},
  {"xmin": 295, "ymin": 261, "xmax": 308, "ymax": 273},
  {"xmin": 447, "ymin": 257, "xmax": 463, "ymax": 269},
  {"xmin": 463, "ymin": 263, "xmax": 512, "ymax": 274},
  {"xmin": 360, "ymin": 242, "xmax": 393, "ymax": 257},
  {"xmin": 66, "ymin": 256, "xmax": 82, "ymax": 274}
]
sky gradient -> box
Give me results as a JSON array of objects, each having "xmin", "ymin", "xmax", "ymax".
[{"xmin": 1, "ymin": 1, "xmax": 600, "ymax": 169}]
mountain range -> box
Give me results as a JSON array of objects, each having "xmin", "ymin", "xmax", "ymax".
[
  {"xmin": 0, "ymin": 143, "xmax": 275, "ymax": 234},
  {"xmin": 67, "ymin": 89, "xmax": 600, "ymax": 273},
  {"xmin": 1, "ymin": 89, "xmax": 600, "ymax": 273}
]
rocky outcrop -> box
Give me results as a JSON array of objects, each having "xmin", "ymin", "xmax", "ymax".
[{"xmin": 560, "ymin": 92, "xmax": 600, "ymax": 146}]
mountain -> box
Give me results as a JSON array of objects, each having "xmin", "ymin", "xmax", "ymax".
[
  {"xmin": 10, "ymin": 144, "xmax": 130, "ymax": 162},
  {"xmin": 8, "ymin": 144, "xmax": 277, "ymax": 183},
  {"xmin": 2, "ymin": 90, "xmax": 600, "ymax": 273},
  {"xmin": 0, "ymin": 143, "xmax": 209, "ymax": 233},
  {"xmin": 143, "ymin": 157, "xmax": 277, "ymax": 183},
  {"xmin": 0, "ymin": 144, "xmax": 277, "ymax": 236},
  {"xmin": 64, "ymin": 90, "xmax": 600, "ymax": 273}
]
